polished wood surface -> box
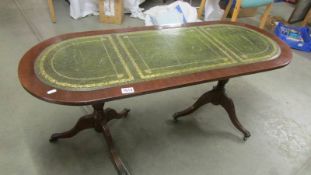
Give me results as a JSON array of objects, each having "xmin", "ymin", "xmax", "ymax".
[
  {"xmin": 18, "ymin": 21, "xmax": 292, "ymax": 106},
  {"xmin": 18, "ymin": 21, "xmax": 292, "ymax": 175}
]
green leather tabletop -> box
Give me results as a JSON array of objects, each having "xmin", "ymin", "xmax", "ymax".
[{"xmin": 35, "ymin": 24, "xmax": 281, "ymax": 91}]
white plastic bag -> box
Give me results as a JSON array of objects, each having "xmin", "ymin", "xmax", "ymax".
[
  {"xmin": 204, "ymin": 0, "xmax": 224, "ymax": 21},
  {"xmin": 69, "ymin": 0, "xmax": 145, "ymax": 20},
  {"xmin": 144, "ymin": 1, "xmax": 199, "ymax": 26},
  {"xmin": 70, "ymin": 0, "xmax": 98, "ymax": 19}
]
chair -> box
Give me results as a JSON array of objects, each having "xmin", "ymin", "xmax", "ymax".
[
  {"xmin": 197, "ymin": 0, "xmax": 221, "ymax": 20},
  {"xmin": 48, "ymin": 0, "xmax": 56, "ymax": 23},
  {"xmin": 301, "ymin": 7, "xmax": 311, "ymax": 26},
  {"xmin": 302, "ymin": 8, "xmax": 311, "ymax": 26},
  {"xmin": 48, "ymin": 0, "xmax": 70, "ymax": 23},
  {"xmin": 222, "ymin": 0, "xmax": 273, "ymax": 29},
  {"xmin": 197, "ymin": 0, "xmax": 207, "ymax": 19}
]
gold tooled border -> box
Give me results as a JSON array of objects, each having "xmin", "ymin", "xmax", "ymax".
[
  {"xmin": 117, "ymin": 27, "xmax": 237, "ymax": 80},
  {"xmin": 35, "ymin": 35, "xmax": 133, "ymax": 90},
  {"xmin": 198, "ymin": 25, "xmax": 281, "ymax": 62}
]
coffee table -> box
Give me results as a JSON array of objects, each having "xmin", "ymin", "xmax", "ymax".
[{"xmin": 18, "ymin": 21, "xmax": 292, "ymax": 175}]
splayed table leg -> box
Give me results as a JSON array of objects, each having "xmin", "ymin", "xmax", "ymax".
[
  {"xmin": 173, "ymin": 79, "xmax": 251, "ymax": 141},
  {"xmin": 49, "ymin": 102, "xmax": 131, "ymax": 175}
]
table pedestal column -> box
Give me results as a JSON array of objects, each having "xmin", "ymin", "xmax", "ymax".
[
  {"xmin": 49, "ymin": 103, "xmax": 131, "ymax": 175},
  {"xmin": 173, "ymin": 79, "xmax": 251, "ymax": 141}
]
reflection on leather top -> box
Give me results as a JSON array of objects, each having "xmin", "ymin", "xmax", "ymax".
[{"xmin": 35, "ymin": 24, "xmax": 280, "ymax": 91}]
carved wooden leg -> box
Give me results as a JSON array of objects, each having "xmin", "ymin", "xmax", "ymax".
[
  {"xmin": 173, "ymin": 79, "xmax": 251, "ymax": 140},
  {"xmin": 105, "ymin": 108, "xmax": 130, "ymax": 122},
  {"xmin": 49, "ymin": 114, "xmax": 95, "ymax": 142},
  {"xmin": 93, "ymin": 103, "xmax": 105, "ymax": 133},
  {"xmin": 49, "ymin": 102, "xmax": 131, "ymax": 174},
  {"xmin": 218, "ymin": 91, "xmax": 251, "ymax": 141},
  {"xmin": 173, "ymin": 91, "xmax": 213, "ymax": 121},
  {"xmin": 173, "ymin": 80, "xmax": 228, "ymax": 121},
  {"xmin": 102, "ymin": 125, "xmax": 131, "ymax": 175},
  {"xmin": 92, "ymin": 104, "xmax": 131, "ymax": 174}
]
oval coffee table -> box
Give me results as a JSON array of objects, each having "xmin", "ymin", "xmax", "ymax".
[{"xmin": 18, "ymin": 21, "xmax": 292, "ymax": 175}]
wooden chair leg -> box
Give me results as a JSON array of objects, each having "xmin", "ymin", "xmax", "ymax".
[
  {"xmin": 48, "ymin": 0, "xmax": 56, "ymax": 23},
  {"xmin": 98, "ymin": 0, "xmax": 104, "ymax": 22},
  {"xmin": 302, "ymin": 9, "xmax": 311, "ymax": 26},
  {"xmin": 231, "ymin": 0, "xmax": 241, "ymax": 22},
  {"xmin": 259, "ymin": 3, "xmax": 273, "ymax": 29},
  {"xmin": 198, "ymin": 0, "xmax": 206, "ymax": 20},
  {"xmin": 222, "ymin": 0, "xmax": 233, "ymax": 20}
]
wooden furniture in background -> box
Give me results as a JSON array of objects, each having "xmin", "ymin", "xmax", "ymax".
[
  {"xmin": 288, "ymin": 0, "xmax": 311, "ymax": 24},
  {"xmin": 302, "ymin": 9, "xmax": 311, "ymax": 26},
  {"xmin": 197, "ymin": 0, "xmax": 206, "ymax": 19},
  {"xmin": 198, "ymin": 0, "xmax": 258, "ymax": 20},
  {"xmin": 98, "ymin": 0, "xmax": 124, "ymax": 24},
  {"xmin": 222, "ymin": 0, "xmax": 273, "ymax": 29},
  {"xmin": 47, "ymin": 0, "xmax": 123, "ymax": 24},
  {"xmin": 48, "ymin": 0, "xmax": 56, "ymax": 23}
]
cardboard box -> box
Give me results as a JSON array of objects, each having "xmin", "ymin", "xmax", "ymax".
[{"xmin": 238, "ymin": 7, "xmax": 258, "ymax": 17}]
